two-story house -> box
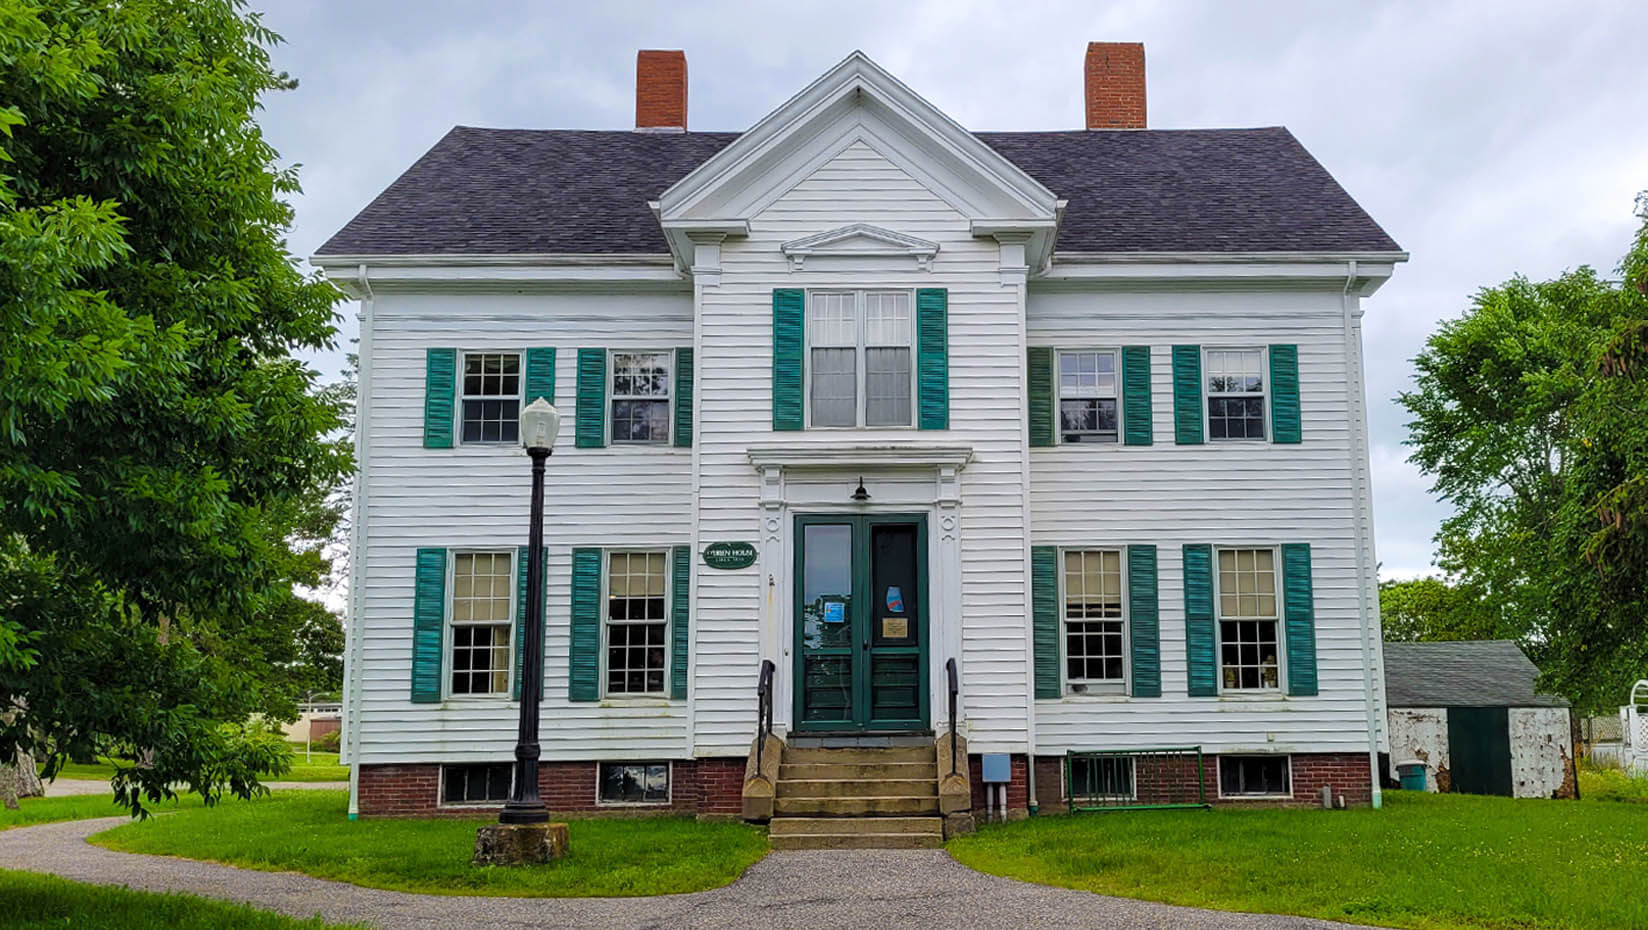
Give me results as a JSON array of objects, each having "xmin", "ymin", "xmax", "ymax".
[{"xmin": 316, "ymin": 44, "xmax": 1403, "ymax": 843}]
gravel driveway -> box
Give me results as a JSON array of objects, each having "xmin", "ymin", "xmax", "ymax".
[{"xmin": 0, "ymin": 816, "xmax": 1379, "ymax": 930}]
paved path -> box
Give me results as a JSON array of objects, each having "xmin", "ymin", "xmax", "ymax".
[
  {"xmin": 42, "ymin": 778, "xmax": 346, "ymax": 797},
  {"xmin": 1, "ymin": 817, "xmax": 1377, "ymax": 930}
]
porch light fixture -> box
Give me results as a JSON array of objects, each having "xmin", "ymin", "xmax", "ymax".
[
  {"xmin": 500, "ymin": 398, "xmax": 559, "ymax": 825},
  {"xmin": 851, "ymin": 477, "xmax": 871, "ymax": 502}
]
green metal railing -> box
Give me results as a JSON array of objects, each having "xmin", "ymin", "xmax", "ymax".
[{"xmin": 1065, "ymin": 746, "xmax": 1210, "ymax": 813}]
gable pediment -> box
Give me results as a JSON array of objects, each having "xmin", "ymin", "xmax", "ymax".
[{"xmin": 780, "ymin": 224, "xmax": 939, "ymax": 272}]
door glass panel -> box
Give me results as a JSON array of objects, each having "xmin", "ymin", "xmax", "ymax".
[
  {"xmin": 800, "ymin": 523, "xmax": 853, "ymax": 724},
  {"xmin": 868, "ymin": 523, "xmax": 920, "ymax": 724}
]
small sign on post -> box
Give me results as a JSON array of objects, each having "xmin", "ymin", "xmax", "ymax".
[{"xmin": 702, "ymin": 541, "xmax": 758, "ymax": 570}]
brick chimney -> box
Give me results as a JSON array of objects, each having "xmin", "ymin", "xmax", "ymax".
[
  {"xmin": 635, "ymin": 50, "xmax": 687, "ymax": 131},
  {"xmin": 1084, "ymin": 42, "xmax": 1145, "ymax": 130}
]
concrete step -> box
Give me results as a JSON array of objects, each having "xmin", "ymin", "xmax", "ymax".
[
  {"xmin": 782, "ymin": 746, "xmax": 933, "ymax": 765},
  {"xmin": 770, "ymin": 816, "xmax": 942, "ymax": 836},
  {"xmin": 777, "ymin": 777, "xmax": 937, "ymax": 799},
  {"xmin": 775, "ymin": 795, "xmax": 941, "ymax": 816},
  {"xmin": 780, "ymin": 762, "xmax": 936, "ymax": 781},
  {"xmin": 770, "ymin": 831, "xmax": 944, "ymax": 850}
]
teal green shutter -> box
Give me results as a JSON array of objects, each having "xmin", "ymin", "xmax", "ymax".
[
  {"xmin": 569, "ymin": 548, "xmax": 602, "ymax": 701},
  {"xmin": 1182, "ymin": 544, "xmax": 1217, "ymax": 696},
  {"xmin": 670, "ymin": 545, "xmax": 690, "ymax": 699},
  {"xmin": 575, "ymin": 349, "xmax": 606, "ymax": 448},
  {"xmin": 1282, "ymin": 543, "xmax": 1318, "ymax": 696},
  {"xmin": 524, "ymin": 347, "xmax": 555, "ymax": 405},
  {"xmin": 513, "ymin": 546, "xmax": 547, "ymax": 701},
  {"xmin": 411, "ymin": 548, "xmax": 446, "ymax": 703},
  {"xmin": 916, "ymin": 288, "xmax": 949, "ymax": 430},
  {"xmin": 1027, "ymin": 347, "xmax": 1054, "ymax": 448},
  {"xmin": 673, "ymin": 348, "xmax": 693, "ymax": 448},
  {"xmin": 1269, "ymin": 344, "xmax": 1301, "ymax": 444},
  {"xmin": 1127, "ymin": 545, "xmax": 1160, "ymax": 698},
  {"xmin": 1031, "ymin": 546, "xmax": 1060, "ymax": 699},
  {"xmin": 1121, "ymin": 346, "xmax": 1153, "ymax": 445},
  {"xmin": 772, "ymin": 289, "xmax": 804, "ymax": 430},
  {"xmin": 1172, "ymin": 346, "xmax": 1203, "ymax": 445},
  {"xmin": 423, "ymin": 349, "xmax": 456, "ymax": 449}
]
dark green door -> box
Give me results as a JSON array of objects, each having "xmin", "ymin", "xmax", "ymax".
[
  {"xmin": 794, "ymin": 514, "xmax": 929, "ymax": 732},
  {"xmin": 1448, "ymin": 706, "xmax": 1513, "ymax": 796}
]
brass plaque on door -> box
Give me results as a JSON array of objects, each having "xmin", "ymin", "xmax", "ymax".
[{"xmin": 881, "ymin": 616, "xmax": 908, "ymax": 639}]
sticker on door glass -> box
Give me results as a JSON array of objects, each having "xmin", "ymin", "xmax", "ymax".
[
  {"xmin": 886, "ymin": 586, "xmax": 904, "ymax": 613},
  {"xmin": 823, "ymin": 601, "xmax": 846, "ymax": 624},
  {"xmin": 882, "ymin": 616, "xmax": 908, "ymax": 639}
]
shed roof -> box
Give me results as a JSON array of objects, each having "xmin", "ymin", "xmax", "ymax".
[
  {"xmin": 315, "ymin": 126, "xmax": 1402, "ymax": 258},
  {"xmin": 1383, "ymin": 641, "xmax": 1569, "ymax": 708}
]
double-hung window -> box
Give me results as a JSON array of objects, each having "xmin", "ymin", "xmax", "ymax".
[
  {"xmin": 808, "ymin": 290, "xmax": 914, "ymax": 428},
  {"xmin": 1057, "ymin": 350, "xmax": 1120, "ymax": 443},
  {"xmin": 605, "ymin": 551, "xmax": 669, "ymax": 695},
  {"xmin": 461, "ymin": 352, "xmax": 522, "ymax": 444},
  {"xmin": 610, "ymin": 351, "xmax": 672, "ymax": 444},
  {"xmin": 1216, "ymin": 547, "xmax": 1281, "ymax": 691},
  {"xmin": 1205, "ymin": 348, "xmax": 1266, "ymax": 440},
  {"xmin": 449, "ymin": 551, "xmax": 514, "ymax": 696},
  {"xmin": 1063, "ymin": 549, "xmax": 1126, "ymax": 693}
]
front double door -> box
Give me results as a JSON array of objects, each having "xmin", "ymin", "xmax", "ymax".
[{"xmin": 794, "ymin": 514, "xmax": 930, "ymax": 733}]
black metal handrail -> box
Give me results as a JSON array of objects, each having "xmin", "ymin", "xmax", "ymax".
[
  {"xmin": 755, "ymin": 659, "xmax": 776, "ymax": 774},
  {"xmin": 945, "ymin": 657, "xmax": 959, "ymax": 776}
]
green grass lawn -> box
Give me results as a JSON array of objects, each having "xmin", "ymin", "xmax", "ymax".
[
  {"xmin": 1, "ymin": 793, "xmax": 207, "ymax": 830},
  {"xmin": 0, "ymin": 869, "xmax": 362, "ymax": 929},
  {"xmin": 1578, "ymin": 762, "xmax": 1648, "ymax": 802},
  {"xmin": 91, "ymin": 790, "xmax": 768, "ymax": 897},
  {"xmin": 42, "ymin": 751, "xmax": 347, "ymax": 783},
  {"xmin": 947, "ymin": 791, "xmax": 1648, "ymax": 930}
]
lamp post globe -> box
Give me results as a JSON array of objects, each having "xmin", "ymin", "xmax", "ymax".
[{"xmin": 499, "ymin": 398, "xmax": 558, "ymax": 825}]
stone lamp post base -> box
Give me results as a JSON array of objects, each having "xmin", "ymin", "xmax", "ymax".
[{"xmin": 473, "ymin": 822, "xmax": 570, "ymax": 866}]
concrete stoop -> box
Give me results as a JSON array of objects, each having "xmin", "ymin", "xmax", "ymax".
[{"xmin": 767, "ymin": 745, "xmax": 946, "ymax": 850}]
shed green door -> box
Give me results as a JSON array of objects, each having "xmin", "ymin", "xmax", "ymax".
[
  {"xmin": 793, "ymin": 514, "xmax": 929, "ymax": 732},
  {"xmin": 1447, "ymin": 706, "xmax": 1513, "ymax": 797}
]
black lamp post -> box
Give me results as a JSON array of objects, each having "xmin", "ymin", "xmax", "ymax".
[{"xmin": 499, "ymin": 397, "xmax": 559, "ymax": 826}]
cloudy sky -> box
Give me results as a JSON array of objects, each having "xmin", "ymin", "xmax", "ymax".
[{"xmin": 255, "ymin": 0, "xmax": 1647, "ymax": 580}]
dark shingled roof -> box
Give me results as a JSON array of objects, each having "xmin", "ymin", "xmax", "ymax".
[
  {"xmin": 1383, "ymin": 641, "xmax": 1569, "ymax": 708},
  {"xmin": 316, "ymin": 126, "xmax": 1401, "ymax": 258}
]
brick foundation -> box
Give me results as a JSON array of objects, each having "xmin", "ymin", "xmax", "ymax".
[
  {"xmin": 357, "ymin": 758, "xmax": 744, "ymax": 818},
  {"xmin": 1030, "ymin": 751, "xmax": 1374, "ymax": 811}
]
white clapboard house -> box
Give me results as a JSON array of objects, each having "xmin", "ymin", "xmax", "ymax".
[{"xmin": 317, "ymin": 44, "xmax": 1403, "ymax": 842}]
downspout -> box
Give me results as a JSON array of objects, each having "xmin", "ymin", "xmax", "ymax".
[
  {"xmin": 345, "ymin": 263, "xmax": 374, "ymax": 820},
  {"xmin": 1342, "ymin": 260, "xmax": 1383, "ymax": 810}
]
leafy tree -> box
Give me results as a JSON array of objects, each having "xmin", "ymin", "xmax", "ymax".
[
  {"xmin": 0, "ymin": 0, "xmax": 350, "ymax": 812},
  {"xmin": 1401, "ymin": 195, "xmax": 1648, "ymax": 713},
  {"xmin": 1377, "ymin": 576, "xmax": 1501, "ymax": 643}
]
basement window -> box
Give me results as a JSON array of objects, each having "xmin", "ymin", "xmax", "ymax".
[
  {"xmin": 442, "ymin": 763, "xmax": 511, "ymax": 805},
  {"xmin": 598, "ymin": 762, "xmax": 670, "ymax": 805},
  {"xmin": 1067, "ymin": 755, "xmax": 1136, "ymax": 802},
  {"xmin": 1219, "ymin": 755, "xmax": 1291, "ymax": 799}
]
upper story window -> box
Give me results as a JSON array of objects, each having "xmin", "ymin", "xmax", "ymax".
[
  {"xmin": 605, "ymin": 550, "xmax": 669, "ymax": 695},
  {"xmin": 610, "ymin": 351, "xmax": 672, "ymax": 445},
  {"xmin": 450, "ymin": 551, "xmax": 514, "ymax": 696},
  {"xmin": 1057, "ymin": 350, "xmax": 1119, "ymax": 443},
  {"xmin": 807, "ymin": 290, "xmax": 914, "ymax": 428},
  {"xmin": 1063, "ymin": 549, "xmax": 1126, "ymax": 692},
  {"xmin": 461, "ymin": 353, "xmax": 521, "ymax": 444},
  {"xmin": 1205, "ymin": 348, "xmax": 1266, "ymax": 441},
  {"xmin": 1216, "ymin": 547, "xmax": 1280, "ymax": 691}
]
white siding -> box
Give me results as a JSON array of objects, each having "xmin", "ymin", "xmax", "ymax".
[
  {"xmin": 1026, "ymin": 289, "xmax": 1380, "ymax": 755},
  {"xmin": 355, "ymin": 291, "xmax": 696, "ymax": 764}
]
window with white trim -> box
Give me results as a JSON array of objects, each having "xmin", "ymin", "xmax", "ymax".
[
  {"xmin": 1205, "ymin": 348, "xmax": 1266, "ymax": 440},
  {"xmin": 598, "ymin": 761, "xmax": 670, "ymax": 804},
  {"xmin": 1219, "ymin": 755, "xmax": 1291, "ymax": 798},
  {"xmin": 1063, "ymin": 549, "xmax": 1126, "ymax": 692},
  {"xmin": 449, "ymin": 551, "xmax": 514, "ymax": 696},
  {"xmin": 461, "ymin": 352, "xmax": 521, "ymax": 444},
  {"xmin": 609, "ymin": 351, "xmax": 671, "ymax": 444},
  {"xmin": 1057, "ymin": 350, "xmax": 1119, "ymax": 443},
  {"xmin": 605, "ymin": 551, "xmax": 669, "ymax": 695},
  {"xmin": 1216, "ymin": 547, "xmax": 1280, "ymax": 691},
  {"xmin": 807, "ymin": 290, "xmax": 914, "ymax": 428},
  {"xmin": 442, "ymin": 763, "xmax": 511, "ymax": 804}
]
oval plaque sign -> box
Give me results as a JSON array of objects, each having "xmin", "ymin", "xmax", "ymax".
[{"xmin": 702, "ymin": 541, "xmax": 758, "ymax": 571}]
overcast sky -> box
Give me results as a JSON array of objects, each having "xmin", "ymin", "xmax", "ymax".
[{"xmin": 255, "ymin": 0, "xmax": 1647, "ymax": 580}]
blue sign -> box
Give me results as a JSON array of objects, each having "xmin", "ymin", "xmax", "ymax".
[
  {"xmin": 886, "ymin": 586, "xmax": 904, "ymax": 613},
  {"xmin": 823, "ymin": 601, "xmax": 845, "ymax": 624}
]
